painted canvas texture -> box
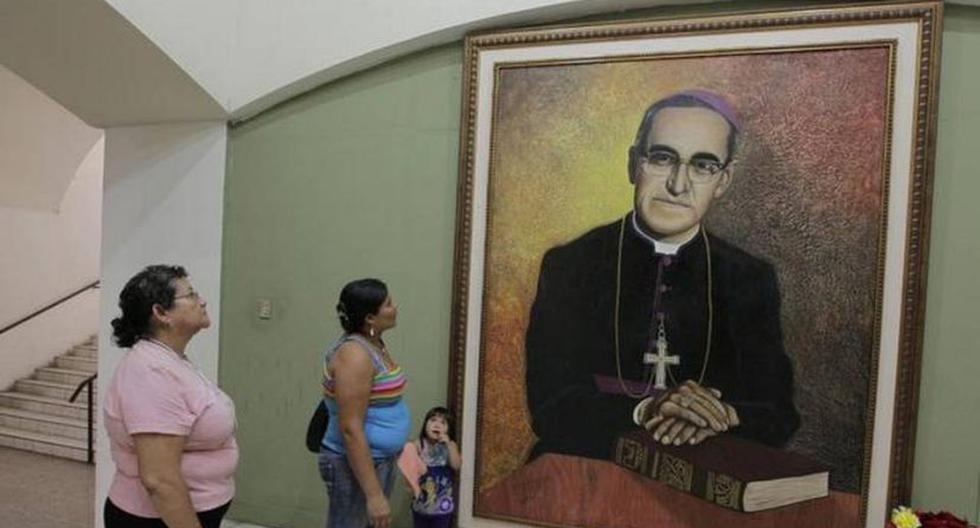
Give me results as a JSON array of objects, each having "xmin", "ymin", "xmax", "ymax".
[{"xmin": 474, "ymin": 45, "xmax": 889, "ymax": 501}]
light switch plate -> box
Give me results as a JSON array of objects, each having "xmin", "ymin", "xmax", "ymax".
[{"xmin": 257, "ymin": 298, "xmax": 273, "ymax": 320}]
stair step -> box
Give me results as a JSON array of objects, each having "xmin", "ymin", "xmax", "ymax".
[
  {"xmin": 54, "ymin": 356, "xmax": 97, "ymax": 373},
  {"xmin": 71, "ymin": 345, "xmax": 98, "ymax": 359},
  {"xmin": 0, "ymin": 407, "xmax": 92, "ymax": 441},
  {"xmin": 35, "ymin": 367, "xmax": 95, "ymax": 385},
  {"xmin": 0, "ymin": 424, "xmax": 90, "ymax": 462},
  {"xmin": 14, "ymin": 379, "xmax": 97, "ymax": 403},
  {"xmin": 0, "ymin": 392, "xmax": 88, "ymax": 420}
]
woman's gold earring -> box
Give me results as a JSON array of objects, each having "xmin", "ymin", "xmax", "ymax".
[{"xmin": 369, "ymin": 326, "xmax": 376, "ymax": 337}]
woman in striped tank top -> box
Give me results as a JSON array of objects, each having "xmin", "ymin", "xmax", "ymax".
[{"xmin": 317, "ymin": 278, "xmax": 410, "ymax": 528}]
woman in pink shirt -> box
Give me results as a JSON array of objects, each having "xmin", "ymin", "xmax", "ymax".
[{"xmin": 103, "ymin": 265, "xmax": 238, "ymax": 528}]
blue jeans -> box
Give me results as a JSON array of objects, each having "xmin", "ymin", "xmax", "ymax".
[{"xmin": 318, "ymin": 448, "xmax": 396, "ymax": 528}]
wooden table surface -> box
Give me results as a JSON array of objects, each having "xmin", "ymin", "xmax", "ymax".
[{"xmin": 476, "ymin": 454, "xmax": 861, "ymax": 528}]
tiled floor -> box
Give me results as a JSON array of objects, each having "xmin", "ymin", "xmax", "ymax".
[
  {"xmin": 221, "ymin": 520, "xmax": 272, "ymax": 527},
  {"xmin": 0, "ymin": 446, "xmax": 270, "ymax": 528},
  {"xmin": 0, "ymin": 446, "xmax": 94, "ymax": 528}
]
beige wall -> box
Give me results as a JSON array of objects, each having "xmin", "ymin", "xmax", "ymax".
[{"xmin": 0, "ymin": 138, "xmax": 103, "ymax": 390}]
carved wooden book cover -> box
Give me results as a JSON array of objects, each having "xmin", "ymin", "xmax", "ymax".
[{"xmin": 612, "ymin": 430, "xmax": 830, "ymax": 512}]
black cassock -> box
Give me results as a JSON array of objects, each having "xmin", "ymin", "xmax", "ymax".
[{"xmin": 525, "ymin": 213, "xmax": 800, "ymax": 461}]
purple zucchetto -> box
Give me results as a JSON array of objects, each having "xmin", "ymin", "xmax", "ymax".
[
  {"xmin": 632, "ymin": 89, "xmax": 742, "ymax": 157},
  {"xmin": 658, "ymin": 89, "xmax": 742, "ymax": 132}
]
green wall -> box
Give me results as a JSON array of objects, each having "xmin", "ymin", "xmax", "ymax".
[
  {"xmin": 913, "ymin": 5, "xmax": 980, "ymax": 520},
  {"xmin": 221, "ymin": 5, "xmax": 980, "ymax": 526},
  {"xmin": 222, "ymin": 45, "xmax": 462, "ymax": 526}
]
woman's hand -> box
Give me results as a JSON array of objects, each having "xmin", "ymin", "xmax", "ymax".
[
  {"xmin": 445, "ymin": 438, "xmax": 462, "ymax": 471},
  {"xmin": 366, "ymin": 493, "xmax": 391, "ymax": 528}
]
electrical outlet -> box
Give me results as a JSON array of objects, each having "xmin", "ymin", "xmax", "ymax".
[{"xmin": 257, "ymin": 298, "xmax": 273, "ymax": 320}]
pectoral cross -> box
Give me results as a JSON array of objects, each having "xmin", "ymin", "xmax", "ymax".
[{"xmin": 643, "ymin": 314, "xmax": 679, "ymax": 390}]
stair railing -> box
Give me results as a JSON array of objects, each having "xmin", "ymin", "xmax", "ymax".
[
  {"xmin": 0, "ymin": 280, "xmax": 100, "ymax": 337},
  {"xmin": 69, "ymin": 373, "xmax": 98, "ymax": 464}
]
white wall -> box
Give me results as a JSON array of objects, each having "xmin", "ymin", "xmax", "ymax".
[
  {"xmin": 96, "ymin": 121, "xmax": 226, "ymax": 528},
  {"xmin": 0, "ymin": 138, "xmax": 104, "ymax": 390},
  {"xmin": 106, "ymin": 0, "xmax": 728, "ymax": 119}
]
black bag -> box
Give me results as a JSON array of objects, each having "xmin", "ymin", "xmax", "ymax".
[{"xmin": 305, "ymin": 400, "xmax": 329, "ymax": 453}]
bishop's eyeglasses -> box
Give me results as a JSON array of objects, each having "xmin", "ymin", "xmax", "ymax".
[{"xmin": 638, "ymin": 148, "xmax": 728, "ymax": 182}]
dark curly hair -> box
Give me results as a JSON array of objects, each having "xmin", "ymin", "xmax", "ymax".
[
  {"xmin": 111, "ymin": 265, "xmax": 187, "ymax": 348},
  {"xmin": 336, "ymin": 278, "xmax": 388, "ymax": 334},
  {"xmin": 418, "ymin": 406, "xmax": 455, "ymax": 448}
]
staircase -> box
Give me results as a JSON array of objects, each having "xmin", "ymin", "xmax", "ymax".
[{"xmin": 0, "ymin": 335, "xmax": 97, "ymax": 462}]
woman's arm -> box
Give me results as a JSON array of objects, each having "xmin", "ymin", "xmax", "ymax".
[
  {"xmin": 332, "ymin": 342, "xmax": 390, "ymax": 528},
  {"xmin": 133, "ymin": 434, "xmax": 202, "ymax": 528}
]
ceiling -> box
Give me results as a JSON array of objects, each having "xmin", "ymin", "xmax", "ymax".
[
  {"xmin": 0, "ymin": 0, "xmax": 974, "ymax": 209},
  {"xmin": 0, "ymin": 0, "xmax": 226, "ymax": 128},
  {"xmin": 3, "ymin": 0, "xmax": 975, "ymax": 126},
  {"xmin": 0, "ymin": 64, "xmax": 102, "ymax": 210}
]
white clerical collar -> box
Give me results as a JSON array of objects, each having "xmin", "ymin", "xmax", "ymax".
[{"xmin": 630, "ymin": 212, "xmax": 699, "ymax": 256}]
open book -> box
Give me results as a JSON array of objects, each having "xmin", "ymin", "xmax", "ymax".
[{"xmin": 612, "ymin": 430, "xmax": 830, "ymax": 512}]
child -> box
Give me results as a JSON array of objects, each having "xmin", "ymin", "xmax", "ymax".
[{"xmin": 410, "ymin": 407, "xmax": 461, "ymax": 528}]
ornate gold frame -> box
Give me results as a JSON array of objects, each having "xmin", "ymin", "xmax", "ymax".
[{"xmin": 448, "ymin": 2, "xmax": 942, "ymax": 527}]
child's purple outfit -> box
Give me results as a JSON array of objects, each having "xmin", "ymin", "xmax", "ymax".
[{"xmin": 412, "ymin": 441, "xmax": 455, "ymax": 528}]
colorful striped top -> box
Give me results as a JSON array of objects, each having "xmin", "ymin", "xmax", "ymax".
[
  {"xmin": 320, "ymin": 334, "xmax": 410, "ymax": 458},
  {"xmin": 322, "ymin": 358, "xmax": 407, "ymax": 405}
]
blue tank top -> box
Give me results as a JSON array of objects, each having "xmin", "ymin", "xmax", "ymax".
[{"xmin": 320, "ymin": 334, "xmax": 410, "ymax": 458}]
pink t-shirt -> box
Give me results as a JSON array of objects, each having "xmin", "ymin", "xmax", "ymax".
[{"xmin": 103, "ymin": 339, "xmax": 238, "ymax": 517}]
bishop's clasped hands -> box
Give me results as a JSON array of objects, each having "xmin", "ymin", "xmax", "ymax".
[{"xmin": 638, "ymin": 380, "xmax": 740, "ymax": 446}]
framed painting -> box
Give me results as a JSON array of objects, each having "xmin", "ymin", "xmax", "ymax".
[{"xmin": 448, "ymin": 2, "xmax": 942, "ymax": 527}]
